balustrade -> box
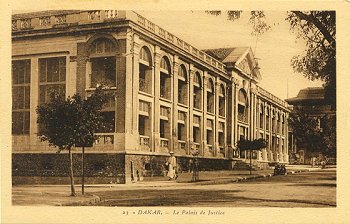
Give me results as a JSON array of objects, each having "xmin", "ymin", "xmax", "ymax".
[
  {"xmin": 94, "ymin": 133, "xmax": 114, "ymax": 145},
  {"xmin": 178, "ymin": 140, "xmax": 186, "ymax": 150},
  {"xmin": 105, "ymin": 10, "xmax": 118, "ymax": 19},
  {"xmin": 160, "ymin": 138, "xmax": 169, "ymax": 148}
]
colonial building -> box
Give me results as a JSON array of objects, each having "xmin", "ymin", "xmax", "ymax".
[{"xmin": 12, "ymin": 10, "xmax": 290, "ymax": 184}]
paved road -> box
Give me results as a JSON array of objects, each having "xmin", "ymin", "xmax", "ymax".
[{"xmin": 93, "ymin": 169, "xmax": 336, "ymax": 207}]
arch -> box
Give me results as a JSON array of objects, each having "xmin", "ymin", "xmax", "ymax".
[
  {"xmin": 87, "ymin": 34, "xmax": 118, "ymax": 55},
  {"xmin": 178, "ymin": 64, "xmax": 187, "ymax": 80},
  {"xmin": 220, "ymin": 84, "xmax": 225, "ymax": 96},
  {"xmin": 207, "ymin": 78, "xmax": 214, "ymax": 93},
  {"xmin": 139, "ymin": 46, "xmax": 153, "ymax": 66},
  {"xmin": 160, "ymin": 56, "xmax": 171, "ymax": 74},
  {"xmin": 194, "ymin": 72, "xmax": 202, "ymax": 86}
]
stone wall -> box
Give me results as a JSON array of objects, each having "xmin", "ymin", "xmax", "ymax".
[
  {"xmin": 12, "ymin": 153, "xmax": 124, "ymax": 184},
  {"xmin": 13, "ymin": 153, "xmax": 236, "ymax": 184}
]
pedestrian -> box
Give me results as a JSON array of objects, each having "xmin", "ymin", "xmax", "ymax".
[
  {"xmin": 167, "ymin": 151, "xmax": 178, "ymax": 180},
  {"xmin": 188, "ymin": 158, "xmax": 193, "ymax": 173}
]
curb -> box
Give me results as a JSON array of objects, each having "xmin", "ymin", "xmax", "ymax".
[
  {"xmin": 191, "ymin": 169, "xmax": 310, "ymax": 186},
  {"xmin": 59, "ymin": 194, "xmax": 101, "ymax": 206}
]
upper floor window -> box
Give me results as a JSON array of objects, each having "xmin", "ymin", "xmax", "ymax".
[
  {"xmin": 238, "ymin": 89, "xmax": 248, "ymax": 123},
  {"xmin": 193, "ymin": 72, "xmax": 202, "ymax": 110},
  {"xmin": 207, "ymin": 78, "xmax": 214, "ymax": 113},
  {"xmin": 160, "ymin": 56, "xmax": 171, "ymax": 100},
  {"xmin": 219, "ymin": 84, "xmax": 225, "ymax": 116},
  {"xmin": 39, "ymin": 57, "xmax": 66, "ymax": 104},
  {"xmin": 12, "ymin": 60, "xmax": 31, "ymax": 135},
  {"xmin": 266, "ymin": 108, "xmax": 270, "ymax": 130},
  {"xmin": 139, "ymin": 46, "xmax": 152, "ymax": 94},
  {"xmin": 89, "ymin": 38, "xmax": 116, "ymax": 88},
  {"xmin": 178, "ymin": 65, "xmax": 188, "ymax": 105},
  {"xmin": 259, "ymin": 104, "xmax": 264, "ymax": 129},
  {"xmin": 90, "ymin": 38, "xmax": 116, "ymax": 56}
]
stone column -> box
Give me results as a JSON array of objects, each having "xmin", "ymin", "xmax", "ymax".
[
  {"xmin": 233, "ymin": 80, "xmax": 239, "ymax": 157},
  {"xmin": 202, "ymin": 72, "xmax": 208, "ymax": 156},
  {"xmin": 132, "ymin": 35, "xmax": 141, "ymax": 137},
  {"xmin": 188, "ymin": 64, "xmax": 194, "ymax": 154},
  {"xmin": 67, "ymin": 56, "xmax": 77, "ymax": 98},
  {"xmin": 153, "ymin": 46, "xmax": 161, "ymax": 152},
  {"xmin": 214, "ymin": 78, "xmax": 220, "ymax": 157},
  {"xmin": 29, "ymin": 57, "xmax": 39, "ymax": 149},
  {"xmin": 169, "ymin": 55, "xmax": 179, "ymax": 152},
  {"xmin": 285, "ymin": 113, "xmax": 289, "ymax": 162}
]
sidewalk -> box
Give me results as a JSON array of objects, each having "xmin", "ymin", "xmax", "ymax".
[{"xmin": 12, "ymin": 165, "xmax": 335, "ymax": 206}]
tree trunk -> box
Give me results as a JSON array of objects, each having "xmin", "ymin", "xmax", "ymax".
[
  {"xmin": 68, "ymin": 147, "xmax": 76, "ymax": 196},
  {"xmin": 82, "ymin": 146, "xmax": 85, "ymax": 195}
]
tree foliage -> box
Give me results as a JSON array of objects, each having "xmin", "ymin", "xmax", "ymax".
[
  {"xmin": 37, "ymin": 87, "xmax": 111, "ymax": 150},
  {"xmin": 288, "ymin": 109, "xmax": 336, "ymax": 156},
  {"xmin": 206, "ymin": 10, "xmax": 336, "ymax": 107},
  {"xmin": 237, "ymin": 138, "xmax": 267, "ymax": 151},
  {"xmin": 36, "ymin": 87, "xmax": 111, "ymax": 195}
]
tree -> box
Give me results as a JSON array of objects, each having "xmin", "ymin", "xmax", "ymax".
[
  {"xmin": 237, "ymin": 138, "xmax": 267, "ymax": 174},
  {"xmin": 207, "ymin": 11, "xmax": 336, "ymax": 107},
  {"xmin": 37, "ymin": 87, "xmax": 110, "ymax": 196},
  {"xmin": 288, "ymin": 109, "xmax": 324, "ymax": 156}
]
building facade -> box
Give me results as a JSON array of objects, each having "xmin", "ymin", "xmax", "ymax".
[{"xmin": 12, "ymin": 10, "xmax": 290, "ymax": 184}]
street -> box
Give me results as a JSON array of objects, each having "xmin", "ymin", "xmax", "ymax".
[{"xmin": 92, "ymin": 169, "xmax": 336, "ymax": 207}]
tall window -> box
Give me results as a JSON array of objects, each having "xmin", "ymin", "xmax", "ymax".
[
  {"xmin": 160, "ymin": 106, "xmax": 170, "ymax": 139},
  {"xmin": 178, "ymin": 65, "xmax": 188, "ymax": 105},
  {"xmin": 12, "ymin": 60, "xmax": 30, "ymax": 134},
  {"xmin": 266, "ymin": 108, "xmax": 270, "ymax": 130},
  {"xmin": 160, "ymin": 57, "xmax": 171, "ymax": 100},
  {"xmin": 207, "ymin": 79, "xmax": 214, "ymax": 113},
  {"xmin": 178, "ymin": 111, "xmax": 186, "ymax": 141},
  {"xmin": 206, "ymin": 119, "xmax": 214, "ymax": 147},
  {"xmin": 238, "ymin": 89, "xmax": 248, "ymax": 123},
  {"xmin": 193, "ymin": 72, "xmax": 202, "ymax": 110},
  {"xmin": 39, "ymin": 57, "xmax": 66, "ymax": 104},
  {"xmin": 259, "ymin": 104, "xmax": 264, "ymax": 129},
  {"xmin": 89, "ymin": 38, "xmax": 116, "ymax": 88},
  {"xmin": 219, "ymin": 84, "xmax": 225, "ymax": 116},
  {"xmin": 139, "ymin": 47, "xmax": 152, "ymax": 94}
]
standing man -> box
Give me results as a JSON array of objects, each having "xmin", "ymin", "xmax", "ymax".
[{"xmin": 167, "ymin": 151, "xmax": 178, "ymax": 180}]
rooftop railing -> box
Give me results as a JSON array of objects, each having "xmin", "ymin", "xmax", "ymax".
[
  {"xmin": 12, "ymin": 10, "xmax": 227, "ymax": 74},
  {"xmin": 257, "ymin": 86, "xmax": 288, "ymax": 108}
]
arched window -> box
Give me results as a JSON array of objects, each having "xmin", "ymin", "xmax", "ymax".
[
  {"xmin": 207, "ymin": 78, "xmax": 215, "ymax": 113},
  {"xmin": 219, "ymin": 84, "xmax": 225, "ymax": 116},
  {"xmin": 89, "ymin": 38, "xmax": 116, "ymax": 88},
  {"xmin": 139, "ymin": 46, "xmax": 152, "ymax": 94},
  {"xmin": 238, "ymin": 89, "xmax": 248, "ymax": 123},
  {"xmin": 160, "ymin": 56, "xmax": 171, "ymax": 99},
  {"xmin": 193, "ymin": 72, "xmax": 202, "ymax": 110},
  {"xmin": 178, "ymin": 65, "xmax": 188, "ymax": 105}
]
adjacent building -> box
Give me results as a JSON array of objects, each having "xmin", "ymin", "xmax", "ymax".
[
  {"xmin": 12, "ymin": 10, "xmax": 290, "ymax": 184},
  {"xmin": 286, "ymin": 87, "xmax": 336, "ymax": 164}
]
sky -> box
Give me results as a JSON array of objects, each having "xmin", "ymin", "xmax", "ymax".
[{"xmin": 137, "ymin": 11, "xmax": 324, "ymax": 100}]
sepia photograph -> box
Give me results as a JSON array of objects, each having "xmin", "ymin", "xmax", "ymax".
[{"xmin": 2, "ymin": 2, "xmax": 350, "ymax": 223}]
